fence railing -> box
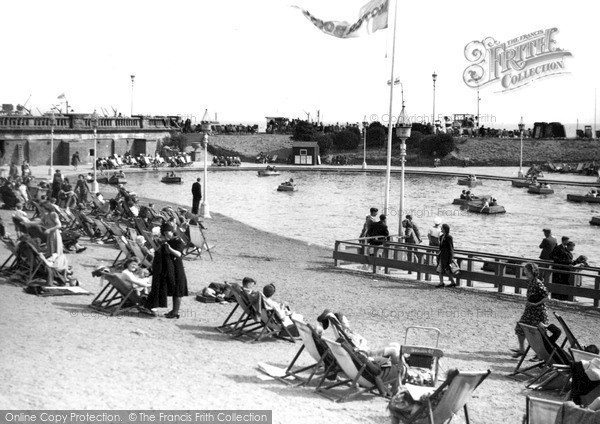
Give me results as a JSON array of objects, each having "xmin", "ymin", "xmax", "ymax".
[
  {"xmin": 0, "ymin": 115, "xmax": 172, "ymax": 131},
  {"xmin": 333, "ymin": 237, "xmax": 600, "ymax": 308}
]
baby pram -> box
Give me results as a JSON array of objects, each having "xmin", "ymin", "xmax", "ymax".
[{"xmin": 401, "ymin": 326, "xmax": 443, "ymax": 387}]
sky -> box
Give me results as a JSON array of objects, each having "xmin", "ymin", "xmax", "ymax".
[{"xmin": 3, "ymin": 0, "xmax": 599, "ymax": 130}]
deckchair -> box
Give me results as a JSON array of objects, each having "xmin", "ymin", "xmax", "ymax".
[
  {"xmin": 510, "ymin": 323, "xmax": 570, "ymax": 384},
  {"xmin": 270, "ymin": 319, "xmax": 337, "ymax": 386},
  {"xmin": 248, "ymin": 293, "xmax": 296, "ymax": 343},
  {"xmin": 187, "ymin": 224, "xmax": 213, "ymax": 260},
  {"xmin": 318, "ymin": 337, "xmax": 400, "ymax": 402},
  {"xmin": 554, "ymin": 312, "xmax": 583, "ymax": 351},
  {"xmin": 127, "ymin": 239, "xmax": 153, "ymax": 268},
  {"xmin": 89, "ymin": 273, "xmax": 154, "ymax": 317},
  {"xmin": 570, "ymin": 348, "xmax": 600, "ymax": 407},
  {"xmin": 0, "ymin": 236, "xmax": 19, "ymax": 275},
  {"xmin": 103, "ymin": 220, "xmax": 127, "ymax": 242},
  {"xmin": 215, "ymin": 283, "xmax": 261, "ymax": 335},
  {"xmin": 525, "ymin": 396, "xmax": 562, "ymax": 424},
  {"xmin": 16, "ymin": 240, "xmax": 70, "ymax": 286},
  {"xmin": 113, "ymin": 236, "xmax": 133, "ymax": 267},
  {"xmin": 389, "ymin": 369, "xmax": 491, "ymax": 424}
]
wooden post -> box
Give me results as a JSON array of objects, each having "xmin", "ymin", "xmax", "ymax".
[
  {"xmin": 334, "ymin": 241, "xmax": 340, "ymax": 267},
  {"xmin": 466, "ymin": 255, "xmax": 473, "ymax": 287}
]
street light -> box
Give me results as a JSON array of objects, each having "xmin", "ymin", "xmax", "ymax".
[
  {"xmin": 518, "ymin": 116, "xmax": 525, "ymax": 178},
  {"xmin": 432, "ymin": 71, "xmax": 437, "ymax": 130},
  {"xmin": 130, "ymin": 74, "xmax": 135, "ymax": 117},
  {"xmin": 91, "ymin": 111, "xmax": 99, "ymax": 193},
  {"xmin": 199, "ymin": 133, "xmax": 211, "ymax": 219},
  {"xmin": 362, "ymin": 117, "xmax": 368, "ymax": 170},
  {"xmin": 396, "ymin": 103, "xmax": 412, "ymax": 235},
  {"xmin": 48, "ymin": 111, "xmax": 56, "ymax": 175},
  {"xmin": 476, "ymin": 88, "xmax": 481, "ymax": 129}
]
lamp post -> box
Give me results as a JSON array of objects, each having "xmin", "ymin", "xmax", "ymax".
[
  {"xmin": 48, "ymin": 111, "xmax": 56, "ymax": 176},
  {"xmin": 130, "ymin": 74, "xmax": 135, "ymax": 117},
  {"xmin": 396, "ymin": 103, "xmax": 412, "ymax": 235},
  {"xmin": 432, "ymin": 71, "xmax": 437, "ymax": 129},
  {"xmin": 518, "ymin": 116, "xmax": 525, "ymax": 178},
  {"xmin": 476, "ymin": 88, "xmax": 481, "ymax": 128},
  {"xmin": 91, "ymin": 111, "xmax": 99, "ymax": 193},
  {"xmin": 200, "ymin": 133, "xmax": 211, "ymax": 219},
  {"xmin": 362, "ymin": 118, "xmax": 368, "ymax": 170}
]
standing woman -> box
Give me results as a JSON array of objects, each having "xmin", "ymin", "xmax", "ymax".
[
  {"xmin": 512, "ymin": 263, "xmax": 548, "ymax": 357},
  {"xmin": 436, "ymin": 223, "xmax": 457, "ymax": 288},
  {"xmin": 146, "ymin": 223, "xmax": 188, "ymax": 318},
  {"xmin": 75, "ymin": 174, "xmax": 89, "ymax": 204},
  {"xmin": 40, "ymin": 200, "xmax": 63, "ymax": 255}
]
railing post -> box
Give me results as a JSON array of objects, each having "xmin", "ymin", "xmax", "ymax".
[
  {"xmin": 372, "ymin": 246, "xmax": 378, "ymax": 274},
  {"xmin": 595, "ymin": 271, "xmax": 600, "ymax": 308},
  {"xmin": 466, "ymin": 255, "xmax": 473, "ymax": 287},
  {"xmin": 496, "ymin": 263, "xmax": 504, "ymax": 292},
  {"xmin": 515, "ymin": 266, "xmax": 522, "ymax": 294},
  {"xmin": 334, "ymin": 241, "xmax": 340, "ymax": 267}
]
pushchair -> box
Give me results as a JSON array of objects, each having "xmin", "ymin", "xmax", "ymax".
[{"xmin": 401, "ymin": 326, "xmax": 443, "ymax": 387}]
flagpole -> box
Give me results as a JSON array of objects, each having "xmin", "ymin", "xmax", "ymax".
[{"xmin": 383, "ymin": 0, "xmax": 398, "ymax": 217}]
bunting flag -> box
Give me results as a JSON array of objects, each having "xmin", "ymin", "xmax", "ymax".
[
  {"xmin": 293, "ymin": 0, "xmax": 389, "ymax": 39},
  {"xmin": 57, "ymin": 93, "xmax": 66, "ymax": 100}
]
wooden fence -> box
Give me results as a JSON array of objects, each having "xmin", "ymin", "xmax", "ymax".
[{"xmin": 333, "ymin": 236, "xmax": 600, "ymax": 308}]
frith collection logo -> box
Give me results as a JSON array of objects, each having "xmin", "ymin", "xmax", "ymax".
[{"xmin": 463, "ymin": 28, "xmax": 572, "ymax": 92}]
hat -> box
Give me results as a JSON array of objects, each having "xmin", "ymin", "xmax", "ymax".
[
  {"xmin": 160, "ymin": 222, "xmax": 174, "ymax": 234},
  {"xmin": 542, "ymin": 228, "xmax": 551, "ymax": 232},
  {"xmin": 242, "ymin": 277, "xmax": 256, "ymax": 286},
  {"xmin": 434, "ymin": 217, "xmax": 442, "ymax": 225},
  {"xmin": 370, "ymin": 207, "xmax": 378, "ymax": 213},
  {"xmin": 263, "ymin": 283, "xmax": 276, "ymax": 298},
  {"xmin": 317, "ymin": 309, "xmax": 334, "ymax": 329}
]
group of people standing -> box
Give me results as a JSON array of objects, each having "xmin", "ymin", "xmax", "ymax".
[
  {"xmin": 539, "ymin": 229, "xmax": 588, "ymax": 301},
  {"xmin": 359, "ymin": 209, "xmax": 457, "ymax": 288}
]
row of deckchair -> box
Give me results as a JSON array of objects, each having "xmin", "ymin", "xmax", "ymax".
[
  {"xmin": 510, "ymin": 312, "xmax": 600, "ymax": 408},
  {"xmin": 216, "ymin": 283, "xmax": 296, "ymax": 343},
  {"xmin": 215, "ymin": 290, "xmax": 491, "ymax": 419},
  {"xmin": 263, "ymin": 314, "xmax": 491, "ymax": 421}
]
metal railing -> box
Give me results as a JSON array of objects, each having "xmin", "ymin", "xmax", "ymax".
[{"xmin": 333, "ymin": 237, "xmax": 600, "ymax": 307}]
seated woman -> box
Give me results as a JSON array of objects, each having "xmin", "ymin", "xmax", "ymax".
[
  {"xmin": 317, "ymin": 310, "xmax": 400, "ymax": 366},
  {"xmin": 489, "ymin": 197, "xmax": 498, "ymax": 206},
  {"xmin": 261, "ymin": 283, "xmax": 302, "ymax": 336},
  {"xmin": 121, "ymin": 258, "xmax": 151, "ymax": 295},
  {"xmin": 459, "ymin": 190, "xmax": 467, "ymax": 200}
]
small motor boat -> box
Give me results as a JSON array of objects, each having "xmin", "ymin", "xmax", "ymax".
[
  {"xmin": 108, "ymin": 175, "xmax": 127, "ymax": 185},
  {"xmin": 590, "ymin": 216, "xmax": 600, "ymax": 226},
  {"xmin": 527, "ymin": 185, "xmax": 554, "ymax": 195},
  {"xmin": 466, "ymin": 196, "xmax": 506, "ymax": 214},
  {"xmin": 161, "ymin": 175, "xmax": 182, "ymax": 184},
  {"xmin": 277, "ymin": 183, "xmax": 297, "ymax": 192},
  {"xmin": 258, "ymin": 169, "xmax": 281, "ymax": 177},
  {"xmin": 567, "ymin": 194, "xmax": 600, "ymax": 203}
]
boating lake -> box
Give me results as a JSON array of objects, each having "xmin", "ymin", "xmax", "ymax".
[{"xmin": 108, "ymin": 167, "xmax": 600, "ymax": 266}]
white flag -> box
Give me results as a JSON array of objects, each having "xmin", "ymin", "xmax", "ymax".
[{"xmin": 293, "ymin": 0, "xmax": 388, "ymax": 39}]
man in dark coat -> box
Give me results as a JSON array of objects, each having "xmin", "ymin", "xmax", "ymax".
[
  {"xmin": 539, "ymin": 228, "xmax": 557, "ymax": 282},
  {"xmin": 551, "ymin": 237, "xmax": 575, "ymax": 300},
  {"xmin": 367, "ymin": 214, "xmax": 389, "ymax": 246},
  {"xmin": 191, "ymin": 178, "xmax": 202, "ymax": 215}
]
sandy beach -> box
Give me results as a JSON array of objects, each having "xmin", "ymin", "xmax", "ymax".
[{"xmin": 1, "ymin": 169, "xmax": 600, "ymax": 424}]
